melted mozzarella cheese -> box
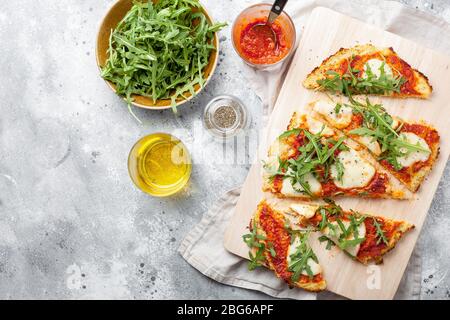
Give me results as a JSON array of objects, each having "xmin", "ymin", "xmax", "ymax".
[
  {"xmin": 358, "ymin": 135, "xmax": 381, "ymax": 156},
  {"xmin": 313, "ymin": 100, "xmax": 353, "ymax": 129},
  {"xmin": 303, "ymin": 258, "xmax": 321, "ymax": 276},
  {"xmin": 281, "ymin": 178, "xmax": 303, "ymax": 197},
  {"xmin": 305, "ymin": 115, "xmax": 335, "ymax": 137},
  {"xmin": 290, "ymin": 203, "xmax": 319, "ymax": 219},
  {"xmin": 322, "ymin": 220, "xmax": 366, "ymax": 257},
  {"xmin": 280, "ymin": 174, "xmax": 322, "ymax": 196},
  {"xmin": 282, "ymin": 212, "xmax": 303, "ymax": 231},
  {"xmin": 266, "ymin": 155, "xmax": 278, "ymax": 167},
  {"xmin": 331, "ymin": 149, "xmax": 376, "ymax": 189},
  {"xmin": 363, "ymin": 59, "xmax": 393, "ymax": 78},
  {"xmin": 396, "ymin": 132, "xmax": 431, "ymax": 168},
  {"xmin": 263, "ymin": 155, "xmax": 279, "ymax": 177},
  {"xmin": 268, "ymin": 139, "xmax": 290, "ymax": 160},
  {"xmin": 391, "ymin": 118, "xmax": 400, "ymax": 130},
  {"xmin": 287, "ymin": 236, "xmax": 322, "ymax": 276}
]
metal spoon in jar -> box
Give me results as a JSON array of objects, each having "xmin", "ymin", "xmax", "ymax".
[{"xmin": 250, "ymin": 0, "xmax": 288, "ymax": 48}]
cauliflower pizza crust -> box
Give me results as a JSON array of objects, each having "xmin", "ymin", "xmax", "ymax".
[
  {"xmin": 262, "ymin": 112, "xmax": 409, "ymax": 199},
  {"xmin": 310, "ymin": 99, "xmax": 440, "ymax": 192},
  {"xmin": 303, "ymin": 44, "xmax": 432, "ymax": 99},
  {"xmin": 246, "ymin": 200, "xmax": 327, "ymax": 292},
  {"xmin": 262, "ymin": 200, "xmax": 415, "ymax": 265}
]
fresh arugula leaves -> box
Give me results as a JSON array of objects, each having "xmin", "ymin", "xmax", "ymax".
[
  {"xmin": 101, "ymin": 0, "xmax": 226, "ymax": 119},
  {"xmin": 338, "ymin": 237, "xmax": 366, "ymax": 250},
  {"xmin": 334, "ymin": 103, "xmax": 342, "ymax": 115},
  {"xmin": 334, "ymin": 158, "xmax": 345, "ymax": 183},
  {"xmin": 346, "ymin": 98, "xmax": 430, "ymax": 170},
  {"xmin": 315, "ymin": 201, "xmax": 366, "ymax": 253},
  {"xmin": 372, "ymin": 217, "xmax": 388, "ymax": 245},
  {"xmin": 278, "ymin": 129, "xmax": 301, "ymax": 140},
  {"xmin": 271, "ymin": 129, "xmax": 347, "ymax": 196},
  {"xmin": 323, "ymin": 198, "xmax": 344, "ymax": 214},
  {"xmin": 262, "ymin": 156, "xmax": 288, "ymax": 181},
  {"xmin": 287, "ymin": 232, "xmax": 318, "ymax": 281},
  {"xmin": 243, "ymin": 220, "xmax": 266, "ymax": 270},
  {"xmin": 318, "ymin": 208, "xmax": 329, "ymax": 231},
  {"xmin": 268, "ymin": 242, "xmax": 277, "ymax": 258},
  {"xmin": 318, "ymin": 235, "xmax": 335, "ymax": 250},
  {"xmin": 244, "ymin": 216, "xmax": 318, "ymax": 280},
  {"xmin": 317, "ymin": 57, "xmax": 406, "ymax": 97}
]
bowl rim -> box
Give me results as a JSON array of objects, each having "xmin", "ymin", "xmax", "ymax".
[
  {"xmin": 231, "ymin": 3, "xmax": 296, "ymax": 68},
  {"xmin": 95, "ymin": 0, "xmax": 220, "ymax": 110}
]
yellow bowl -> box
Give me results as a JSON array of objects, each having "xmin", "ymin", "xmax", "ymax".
[{"xmin": 96, "ymin": 0, "xmax": 220, "ymax": 110}]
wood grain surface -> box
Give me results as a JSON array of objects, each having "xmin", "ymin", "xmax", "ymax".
[{"xmin": 224, "ymin": 7, "xmax": 450, "ymax": 300}]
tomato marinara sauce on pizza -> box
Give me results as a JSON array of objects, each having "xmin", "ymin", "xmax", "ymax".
[
  {"xmin": 303, "ymin": 44, "xmax": 432, "ymax": 99},
  {"xmin": 262, "ymin": 112, "xmax": 409, "ymax": 199},
  {"xmin": 243, "ymin": 200, "xmax": 414, "ymax": 291},
  {"xmin": 247, "ymin": 200, "xmax": 414, "ymax": 266},
  {"xmin": 310, "ymin": 98, "xmax": 440, "ymax": 192},
  {"xmin": 243, "ymin": 200, "xmax": 327, "ymax": 292},
  {"xmin": 286, "ymin": 201, "xmax": 415, "ymax": 264}
]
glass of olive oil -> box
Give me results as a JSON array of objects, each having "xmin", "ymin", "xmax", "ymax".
[{"xmin": 128, "ymin": 133, "xmax": 192, "ymax": 197}]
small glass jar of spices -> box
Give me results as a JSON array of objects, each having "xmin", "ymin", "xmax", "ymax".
[{"xmin": 203, "ymin": 95, "xmax": 248, "ymax": 139}]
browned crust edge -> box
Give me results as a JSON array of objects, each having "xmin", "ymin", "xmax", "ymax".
[
  {"xmin": 303, "ymin": 45, "xmax": 433, "ymax": 99},
  {"xmin": 251, "ymin": 201, "xmax": 327, "ymax": 292},
  {"xmin": 388, "ymin": 47, "xmax": 433, "ymax": 97},
  {"xmin": 357, "ymin": 222, "xmax": 415, "ymax": 265}
]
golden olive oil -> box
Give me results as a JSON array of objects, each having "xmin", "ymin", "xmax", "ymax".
[{"xmin": 128, "ymin": 133, "xmax": 191, "ymax": 197}]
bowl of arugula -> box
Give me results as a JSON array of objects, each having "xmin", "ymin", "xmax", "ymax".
[{"xmin": 96, "ymin": 0, "xmax": 226, "ymax": 115}]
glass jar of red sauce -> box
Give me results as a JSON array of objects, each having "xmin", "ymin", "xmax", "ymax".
[{"xmin": 232, "ymin": 3, "xmax": 296, "ymax": 69}]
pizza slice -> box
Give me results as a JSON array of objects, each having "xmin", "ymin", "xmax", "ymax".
[
  {"xmin": 262, "ymin": 112, "xmax": 410, "ymax": 199},
  {"xmin": 258, "ymin": 200, "xmax": 414, "ymax": 265},
  {"xmin": 310, "ymin": 98, "xmax": 440, "ymax": 192},
  {"xmin": 303, "ymin": 44, "xmax": 432, "ymax": 99},
  {"xmin": 243, "ymin": 200, "xmax": 326, "ymax": 292},
  {"xmin": 286, "ymin": 200, "xmax": 415, "ymax": 264}
]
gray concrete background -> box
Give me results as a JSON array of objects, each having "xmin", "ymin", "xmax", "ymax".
[{"xmin": 0, "ymin": 0, "xmax": 448, "ymax": 299}]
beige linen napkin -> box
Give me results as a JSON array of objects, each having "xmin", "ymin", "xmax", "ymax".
[{"xmin": 179, "ymin": 0, "xmax": 450, "ymax": 299}]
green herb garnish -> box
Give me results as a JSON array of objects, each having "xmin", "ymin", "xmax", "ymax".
[
  {"xmin": 268, "ymin": 242, "xmax": 277, "ymax": 258},
  {"xmin": 315, "ymin": 201, "xmax": 366, "ymax": 253},
  {"xmin": 346, "ymin": 98, "xmax": 430, "ymax": 170},
  {"xmin": 334, "ymin": 158, "xmax": 345, "ymax": 183},
  {"xmin": 287, "ymin": 232, "xmax": 318, "ymax": 281},
  {"xmin": 101, "ymin": 0, "xmax": 226, "ymax": 120},
  {"xmin": 372, "ymin": 217, "xmax": 388, "ymax": 245},
  {"xmin": 318, "ymin": 235, "xmax": 335, "ymax": 250},
  {"xmin": 270, "ymin": 129, "xmax": 347, "ymax": 197},
  {"xmin": 243, "ymin": 220, "xmax": 266, "ymax": 270},
  {"xmin": 317, "ymin": 57, "xmax": 406, "ymax": 97},
  {"xmin": 278, "ymin": 129, "xmax": 301, "ymax": 140},
  {"xmin": 334, "ymin": 103, "xmax": 342, "ymax": 115},
  {"xmin": 338, "ymin": 237, "xmax": 366, "ymax": 250},
  {"xmin": 263, "ymin": 156, "xmax": 288, "ymax": 181},
  {"xmin": 318, "ymin": 208, "xmax": 329, "ymax": 231}
]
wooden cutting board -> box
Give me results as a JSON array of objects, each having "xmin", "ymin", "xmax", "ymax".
[{"xmin": 224, "ymin": 7, "xmax": 450, "ymax": 300}]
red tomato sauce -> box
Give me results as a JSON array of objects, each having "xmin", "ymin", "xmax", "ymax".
[
  {"xmin": 344, "ymin": 52, "xmax": 421, "ymax": 96},
  {"xmin": 357, "ymin": 218, "xmax": 392, "ymax": 261},
  {"xmin": 285, "ymin": 132, "xmax": 305, "ymax": 160},
  {"xmin": 380, "ymin": 122, "xmax": 439, "ymax": 184},
  {"xmin": 258, "ymin": 204, "xmax": 292, "ymax": 282},
  {"xmin": 258, "ymin": 203, "xmax": 324, "ymax": 285},
  {"xmin": 346, "ymin": 113, "xmax": 364, "ymax": 131},
  {"xmin": 238, "ymin": 18, "xmax": 291, "ymax": 65},
  {"xmin": 401, "ymin": 123, "xmax": 440, "ymax": 146}
]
